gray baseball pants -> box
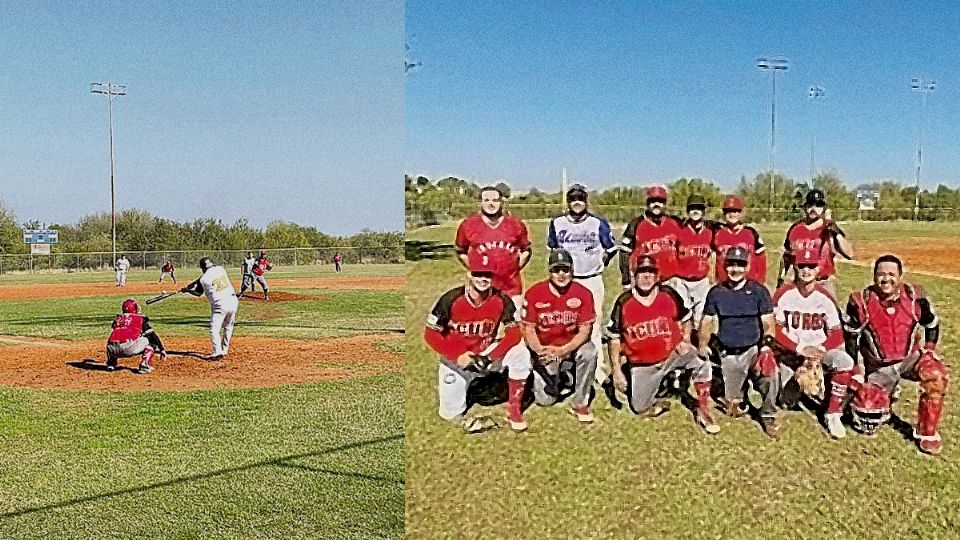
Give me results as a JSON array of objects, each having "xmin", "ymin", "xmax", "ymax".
[
  {"xmin": 531, "ymin": 342, "xmax": 598, "ymax": 409},
  {"xmin": 719, "ymin": 347, "xmax": 779, "ymax": 417},
  {"xmin": 624, "ymin": 349, "xmax": 709, "ymax": 413}
]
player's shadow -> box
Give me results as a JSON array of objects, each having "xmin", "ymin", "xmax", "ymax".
[
  {"xmin": 65, "ymin": 359, "xmax": 138, "ymax": 373},
  {"xmin": 164, "ymin": 350, "xmax": 212, "ymax": 360},
  {"xmin": 0, "ymin": 433, "xmax": 404, "ymax": 519},
  {"xmin": 887, "ymin": 412, "xmax": 917, "ymax": 443}
]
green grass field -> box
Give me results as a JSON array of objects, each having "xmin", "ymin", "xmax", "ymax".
[
  {"xmin": 0, "ymin": 264, "xmax": 404, "ymax": 539},
  {"xmin": 405, "ymin": 220, "xmax": 960, "ymax": 538}
]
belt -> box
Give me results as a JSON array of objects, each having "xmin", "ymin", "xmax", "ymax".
[{"xmin": 574, "ymin": 272, "xmax": 602, "ymax": 279}]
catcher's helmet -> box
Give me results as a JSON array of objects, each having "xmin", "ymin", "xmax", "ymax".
[
  {"xmin": 121, "ymin": 298, "xmax": 140, "ymax": 314},
  {"xmin": 199, "ymin": 257, "xmax": 213, "ymax": 271},
  {"xmin": 646, "ymin": 185, "xmax": 668, "ymax": 201},
  {"xmin": 805, "ymin": 189, "xmax": 827, "ymax": 206},
  {"xmin": 722, "ymin": 195, "xmax": 744, "ymax": 211},
  {"xmin": 850, "ymin": 382, "xmax": 891, "ymax": 436}
]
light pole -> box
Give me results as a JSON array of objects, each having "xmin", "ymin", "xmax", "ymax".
[
  {"xmin": 911, "ymin": 77, "xmax": 935, "ymax": 221},
  {"xmin": 90, "ymin": 82, "xmax": 126, "ymax": 266},
  {"xmin": 808, "ymin": 85, "xmax": 825, "ymax": 182},
  {"xmin": 758, "ymin": 57, "xmax": 788, "ymax": 215}
]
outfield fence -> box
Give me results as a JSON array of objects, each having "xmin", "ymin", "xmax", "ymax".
[{"xmin": 0, "ymin": 245, "xmax": 404, "ymax": 274}]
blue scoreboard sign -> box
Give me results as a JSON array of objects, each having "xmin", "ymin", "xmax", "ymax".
[{"xmin": 22, "ymin": 229, "xmax": 59, "ymax": 244}]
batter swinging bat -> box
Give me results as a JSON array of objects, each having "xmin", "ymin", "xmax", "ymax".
[{"xmin": 145, "ymin": 291, "xmax": 179, "ymax": 305}]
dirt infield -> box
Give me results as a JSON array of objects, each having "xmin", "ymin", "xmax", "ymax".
[
  {"xmin": 0, "ymin": 333, "xmax": 402, "ymax": 392},
  {"xmin": 854, "ymin": 239, "xmax": 960, "ymax": 279},
  {"xmin": 0, "ymin": 276, "xmax": 404, "ymax": 301}
]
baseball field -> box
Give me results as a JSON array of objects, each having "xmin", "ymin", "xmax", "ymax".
[
  {"xmin": 406, "ymin": 220, "xmax": 960, "ymax": 538},
  {"xmin": 0, "ymin": 264, "xmax": 404, "ymax": 539}
]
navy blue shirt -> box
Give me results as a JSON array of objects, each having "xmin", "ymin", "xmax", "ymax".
[{"xmin": 704, "ymin": 280, "xmax": 773, "ymax": 349}]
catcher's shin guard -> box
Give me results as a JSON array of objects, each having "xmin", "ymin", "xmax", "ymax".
[
  {"xmin": 826, "ymin": 370, "xmax": 853, "ymax": 414},
  {"xmin": 916, "ymin": 353, "xmax": 948, "ymax": 452},
  {"xmin": 140, "ymin": 346, "xmax": 156, "ymax": 369}
]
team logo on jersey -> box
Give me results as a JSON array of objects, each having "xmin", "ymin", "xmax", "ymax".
[
  {"xmin": 538, "ymin": 310, "xmax": 579, "ymax": 327},
  {"xmin": 566, "ymin": 298, "xmax": 582, "ymax": 309},
  {"xmin": 556, "ymin": 230, "xmax": 599, "ymax": 246},
  {"xmin": 448, "ymin": 319, "xmax": 496, "ymax": 336},
  {"xmin": 623, "ymin": 317, "xmax": 672, "ymax": 339},
  {"xmin": 782, "ymin": 311, "xmax": 826, "ymax": 331}
]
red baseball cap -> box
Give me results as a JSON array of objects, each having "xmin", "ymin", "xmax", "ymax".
[
  {"xmin": 646, "ymin": 185, "xmax": 668, "ymax": 201},
  {"xmin": 468, "ymin": 250, "xmax": 496, "ymax": 273},
  {"xmin": 793, "ymin": 249, "xmax": 819, "ymax": 266},
  {"xmin": 722, "ymin": 195, "xmax": 744, "ymax": 211},
  {"xmin": 633, "ymin": 255, "xmax": 658, "ymax": 273}
]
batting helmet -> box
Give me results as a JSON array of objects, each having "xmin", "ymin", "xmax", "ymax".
[
  {"xmin": 850, "ymin": 382, "xmax": 891, "ymax": 436},
  {"xmin": 633, "ymin": 255, "xmax": 658, "ymax": 274},
  {"xmin": 686, "ymin": 194, "xmax": 707, "ymax": 210},
  {"xmin": 722, "ymin": 195, "xmax": 744, "ymax": 211},
  {"xmin": 566, "ymin": 183, "xmax": 588, "ymax": 200},
  {"xmin": 467, "ymin": 250, "xmax": 496, "ymax": 273},
  {"xmin": 199, "ymin": 257, "xmax": 214, "ymax": 272},
  {"xmin": 793, "ymin": 249, "xmax": 819, "ymax": 266},
  {"xmin": 121, "ymin": 298, "xmax": 140, "ymax": 314},
  {"xmin": 805, "ymin": 189, "xmax": 827, "ymax": 206},
  {"xmin": 646, "ymin": 185, "xmax": 668, "ymax": 201}
]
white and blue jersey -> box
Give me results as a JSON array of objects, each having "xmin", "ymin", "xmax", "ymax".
[{"xmin": 547, "ymin": 213, "xmax": 618, "ymax": 277}]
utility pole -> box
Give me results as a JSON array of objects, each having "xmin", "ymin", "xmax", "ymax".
[
  {"xmin": 91, "ymin": 82, "xmax": 127, "ymax": 266},
  {"xmin": 911, "ymin": 77, "xmax": 935, "ymax": 221},
  {"xmin": 808, "ymin": 85, "xmax": 825, "ymax": 182}
]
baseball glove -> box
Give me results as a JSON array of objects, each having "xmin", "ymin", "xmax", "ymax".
[
  {"xmin": 795, "ymin": 361, "xmax": 825, "ymax": 399},
  {"xmin": 464, "ymin": 354, "xmax": 493, "ymax": 374}
]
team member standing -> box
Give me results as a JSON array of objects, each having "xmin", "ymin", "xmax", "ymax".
[
  {"xmin": 770, "ymin": 249, "xmax": 854, "ymax": 439},
  {"xmin": 253, "ymin": 250, "xmax": 273, "ymax": 300},
  {"xmin": 238, "ymin": 252, "xmax": 256, "ymax": 298},
  {"xmin": 115, "ymin": 254, "xmax": 130, "ymax": 287},
  {"xmin": 105, "ymin": 298, "xmax": 166, "ymax": 374},
  {"xmin": 181, "ymin": 257, "xmax": 239, "ymax": 361},
  {"xmin": 334, "ymin": 252, "xmax": 343, "ymax": 272},
  {"xmin": 546, "ymin": 183, "xmax": 617, "ymax": 384},
  {"xmin": 699, "ymin": 246, "xmax": 780, "ymax": 438},
  {"xmin": 455, "ymin": 186, "xmax": 532, "ymax": 304},
  {"xmin": 674, "ymin": 194, "xmax": 715, "ymax": 332},
  {"xmin": 424, "ymin": 251, "xmax": 531, "ymax": 432},
  {"xmin": 608, "ymin": 255, "xmax": 719, "ymax": 434},
  {"xmin": 843, "ymin": 254, "xmax": 947, "ymax": 455},
  {"xmin": 522, "ymin": 249, "xmax": 598, "ymax": 423},
  {"xmin": 779, "ymin": 189, "xmax": 854, "ymax": 298},
  {"xmin": 619, "ymin": 185, "xmax": 682, "ymax": 289},
  {"xmin": 158, "ymin": 258, "xmax": 176, "ymax": 284},
  {"xmin": 712, "ymin": 195, "xmax": 767, "ymax": 285}
]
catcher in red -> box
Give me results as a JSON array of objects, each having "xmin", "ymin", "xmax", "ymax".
[
  {"xmin": 771, "ymin": 248, "xmax": 855, "ymax": 439},
  {"xmin": 843, "ymin": 254, "xmax": 947, "ymax": 455},
  {"xmin": 521, "ymin": 249, "xmax": 598, "ymax": 424},
  {"xmin": 608, "ymin": 255, "xmax": 720, "ymax": 434},
  {"xmin": 105, "ymin": 299, "xmax": 166, "ymax": 374},
  {"xmin": 424, "ymin": 250, "xmax": 532, "ymax": 432}
]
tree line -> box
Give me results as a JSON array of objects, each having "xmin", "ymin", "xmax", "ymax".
[
  {"xmin": 0, "ymin": 201, "xmax": 401, "ymax": 255},
  {"xmin": 406, "ymin": 171, "xmax": 960, "ymax": 226}
]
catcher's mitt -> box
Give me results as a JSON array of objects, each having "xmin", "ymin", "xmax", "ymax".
[
  {"xmin": 464, "ymin": 354, "xmax": 493, "ymax": 374},
  {"xmin": 794, "ymin": 361, "xmax": 825, "ymax": 399}
]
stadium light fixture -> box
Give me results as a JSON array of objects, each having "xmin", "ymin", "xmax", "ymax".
[
  {"xmin": 758, "ymin": 57, "xmax": 788, "ymax": 214},
  {"xmin": 910, "ymin": 77, "xmax": 935, "ymax": 221},
  {"xmin": 808, "ymin": 85, "xmax": 826, "ymax": 182},
  {"xmin": 90, "ymin": 82, "xmax": 127, "ymax": 265}
]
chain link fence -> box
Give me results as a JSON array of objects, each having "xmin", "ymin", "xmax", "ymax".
[{"xmin": 0, "ymin": 245, "xmax": 404, "ymax": 274}]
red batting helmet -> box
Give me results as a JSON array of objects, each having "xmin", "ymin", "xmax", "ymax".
[
  {"xmin": 722, "ymin": 195, "xmax": 744, "ymax": 211},
  {"xmin": 633, "ymin": 255, "xmax": 658, "ymax": 274},
  {"xmin": 467, "ymin": 250, "xmax": 496, "ymax": 273},
  {"xmin": 122, "ymin": 298, "xmax": 141, "ymax": 314},
  {"xmin": 646, "ymin": 185, "xmax": 668, "ymax": 201},
  {"xmin": 850, "ymin": 382, "xmax": 891, "ymax": 436},
  {"xmin": 793, "ymin": 249, "xmax": 819, "ymax": 266}
]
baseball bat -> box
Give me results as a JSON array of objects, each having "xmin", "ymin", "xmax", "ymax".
[{"xmin": 145, "ymin": 291, "xmax": 179, "ymax": 305}]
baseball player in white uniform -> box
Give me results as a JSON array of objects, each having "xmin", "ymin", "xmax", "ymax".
[
  {"xmin": 181, "ymin": 257, "xmax": 239, "ymax": 360},
  {"xmin": 547, "ymin": 183, "xmax": 617, "ymax": 384},
  {"xmin": 115, "ymin": 254, "xmax": 130, "ymax": 287}
]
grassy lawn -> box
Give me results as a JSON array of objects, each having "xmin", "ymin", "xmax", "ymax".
[
  {"xmin": 0, "ymin": 268, "xmax": 404, "ymax": 539},
  {"xmin": 405, "ymin": 220, "xmax": 960, "ymax": 538}
]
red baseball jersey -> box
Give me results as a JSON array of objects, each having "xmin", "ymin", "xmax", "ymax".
[
  {"xmin": 425, "ymin": 286, "xmax": 518, "ymax": 359},
  {"xmin": 675, "ymin": 220, "xmax": 714, "ymax": 280},
  {"xmin": 607, "ymin": 286, "xmax": 689, "ymax": 365},
  {"xmin": 620, "ymin": 214, "xmax": 682, "ymax": 283},
  {"xmin": 522, "ymin": 280, "xmax": 595, "ymax": 347},
  {"xmin": 455, "ymin": 214, "xmax": 531, "ymax": 296},
  {"xmin": 784, "ymin": 220, "xmax": 836, "ymax": 279},
  {"xmin": 253, "ymin": 257, "xmax": 270, "ymax": 276},
  {"xmin": 162, "ymin": 262, "xmax": 174, "ymax": 272},
  {"xmin": 109, "ymin": 313, "xmax": 147, "ymax": 342},
  {"xmin": 712, "ymin": 223, "xmax": 767, "ymax": 283}
]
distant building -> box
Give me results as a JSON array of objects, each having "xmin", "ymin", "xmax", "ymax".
[{"xmin": 856, "ymin": 189, "xmax": 879, "ymax": 211}]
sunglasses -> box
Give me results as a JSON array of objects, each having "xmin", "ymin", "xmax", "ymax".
[
  {"xmin": 647, "ymin": 198, "xmax": 667, "ymax": 204},
  {"xmin": 806, "ymin": 202, "xmax": 826, "ymax": 208},
  {"xmin": 549, "ymin": 266, "xmax": 572, "ymax": 273},
  {"xmin": 796, "ymin": 263, "xmax": 818, "ymax": 270},
  {"xmin": 567, "ymin": 194, "xmax": 587, "ymax": 202},
  {"xmin": 470, "ymin": 272, "xmax": 494, "ymax": 278},
  {"xmin": 725, "ymin": 261, "xmax": 747, "ymax": 268}
]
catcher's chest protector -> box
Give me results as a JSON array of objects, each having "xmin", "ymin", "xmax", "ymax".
[{"xmin": 853, "ymin": 285, "xmax": 923, "ymax": 361}]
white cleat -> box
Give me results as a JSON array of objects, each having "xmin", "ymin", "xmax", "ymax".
[{"xmin": 825, "ymin": 413, "xmax": 846, "ymax": 439}]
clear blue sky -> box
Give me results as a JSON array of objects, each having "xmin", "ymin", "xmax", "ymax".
[
  {"xmin": 0, "ymin": 1, "xmax": 402, "ymax": 236},
  {"xmin": 406, "ymin": 2, "xmax": 960, "ymax": 195}
]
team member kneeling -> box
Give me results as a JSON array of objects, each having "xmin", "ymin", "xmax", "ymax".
[
  {"xmin": 770, "ymin": 249, "xmax": 854, "ymax": 439},
  {"xmin": 522, "ymin": 249, "xmax": 598, "ymax": 423},
  {"xmin": 608, "ymin": 255, "xmax": 719, "ymax": 434},
  {"xmin": 424, "ymin": 251, "xmax": 532, "ymax": 432}
]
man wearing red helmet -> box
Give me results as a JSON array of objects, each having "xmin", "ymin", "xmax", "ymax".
[
  {"xmin": 619, "ymin": 185, "xmax": 682, "ymax": 287},
  {"xmin": 843, "ymin": 254, "xmax": 947, "ymax": 455},
  {"xmin": 455, "ymin": 185, "xmax": 532, "ymax": 306},
  {"xmin": 711, "ymin": 195, "xmax": 767, "ymax": 285},
  {"xmin": 779, "ymin": 189, "xmax": 854, "ymax": 299},
  {"xmin": 424, "ymin": 249, "xmax": 532, "ymax": 432},
  {"xmin": 105, "ymin": 299, "xmax": 166, "ymax": 374}
]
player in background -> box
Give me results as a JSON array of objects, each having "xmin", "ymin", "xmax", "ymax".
[
  {"xmin": 181, "ymin": 257, "xmax": 239, "ymax": 361},
  {"xmin": 674, "ymin": 194, "xmax": 715, "ymax": 336},
  {"xmin": 253, "ymin": 250, "xmax": 273, "ymax": 300},
  {"xmin": 619, "ymin": 185, "xmax": 682, "ymax": 290},
  {"xmin": 158, "ymin": 258, "xmax": 176, "ymax": 284},
  {"xmin": 105, "ymin": 298, "xmax": 166, "ymax": 374},
  {"xmin": 779, "ymin": 189, "xmax": 854, "ymax": 299},
  {"xmin": 843, "ymin": 254, "xmax": 947, "ymax": 455},
  {"xmin": 334, "ymin": 252, "xmax": 343, "ymax": 272},
  {"xmin": 424, "ymin": 251, "xmax": 531, "ymax": 432},
  {"xmin": 115, "ymin": 254, "xmax": 130, "ymax": 287},
  {"xmin": 238, "ymin": 252, "xmax": 256, "ymax": 298},
  {"xmin": 770, "ymin": 249, "xmax": 854, "ymax": 439},
  {"xmin": 522, "ymin": 249, "xmax": 598, "ymax": 424},
  {"xmin": 711, "ymin": 195, "xmax": 767, "ymax": 285},
  {"xmin": 455, "ymin": 185, "xmax": 532, "ymax": 306},
  {"xmin": 546, "ymin": 183, "xmax": 617, "ymax": 387},
  {"xmin": 608, "ymin": 255, "xmax": 720, "ymax": 434},
  {"xmin": 699, "ymin": 246, "xmax": 780, "ymax": 438}
]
